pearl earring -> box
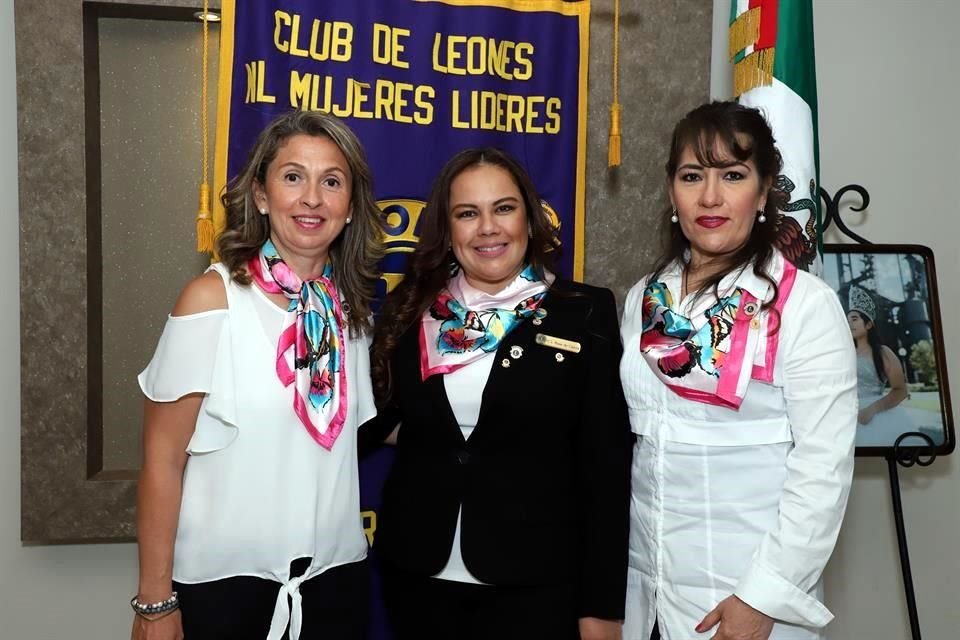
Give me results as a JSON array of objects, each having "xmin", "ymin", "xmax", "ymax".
[
  {"xmin": 345, "ymin": 217, "xmax": 352, "ymax": 224},
  {"xmin": 259, "ymin": 208, "xmax": 268, "ymax": 215},
  {"xmin": 670, "ymin": 208, "xmax": 679, "ymax": 223},
  {"xmin": 757, "ymin": 209, "xmax": 767, "ymax": 223}
]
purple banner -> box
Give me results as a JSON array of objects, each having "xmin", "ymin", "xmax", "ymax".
[{"xmin": 214, "ymin": 2, "xmax": 589, "ymax": 637}]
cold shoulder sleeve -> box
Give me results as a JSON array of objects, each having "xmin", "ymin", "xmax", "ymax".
[
  {"xmin": 138, "ymin": 308, "xmax": 239, "ymax": 454},
  {"xmin": 138, "ymin": 310, "xmax": 228, "ymax": 400}
]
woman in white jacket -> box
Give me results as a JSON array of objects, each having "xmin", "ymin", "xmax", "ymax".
[{"xmin": 620, "ymin": 101, "xmax": 857, "ymax": 640}]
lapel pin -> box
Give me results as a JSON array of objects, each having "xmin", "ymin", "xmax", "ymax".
[
  {"xmin": 501, "ymin": 358, "xmax": 511, "ymax": 368},
  {"xmin": 509, "ymin": 345, "xmax": 524, "ymax": 359},
  {"xmin": 535, "ymin": 333, "xmax": 581, "ymax": 354},
  {"xmin": 555, "ymin": 352, "xmax": 565, "ymax": 363}
]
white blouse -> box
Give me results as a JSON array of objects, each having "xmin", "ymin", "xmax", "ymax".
[
  {"xmin": 433, "ymin": 352, "xmax": 496, "ymax": 584},
  {"xmin": 619, "ymin": 258, "xmax": 857, "ymax": 640},
  {"xmin": 138, "ymin": 263, "xmax": 376, "ymax": 640},
  {"xmin": 428, "ymin": 272, "xmax": 548, "ymax": 585}
]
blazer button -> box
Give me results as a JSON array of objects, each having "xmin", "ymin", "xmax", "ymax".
[{"xmin": 457, "ymin": 450, "xmax": 471, "ymax": 464}]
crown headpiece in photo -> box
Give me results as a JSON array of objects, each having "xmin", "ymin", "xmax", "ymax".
[{"xmin": 848, "ymin": 285, "xmax": 876, "ymax": 323}]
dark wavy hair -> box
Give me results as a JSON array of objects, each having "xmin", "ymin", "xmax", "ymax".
[
  {"xmin": 650, "ymin": 100, "xmax": 786, "ymax": 314},
  {"xmin": 215, "ymin": 110, "xmax": 385, "ymax": 335},
  {"xmin": 371, "ymin": 147, "xmax": 561, "ymax": 406}
]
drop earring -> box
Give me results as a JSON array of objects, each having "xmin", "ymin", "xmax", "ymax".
[
  {"xmin": 757, "ymin": 209, "xmax": 767, "ymax": 223},
  {"xmin": 670, "ymin": 208, "xmax": 679, "ymax": 223}
]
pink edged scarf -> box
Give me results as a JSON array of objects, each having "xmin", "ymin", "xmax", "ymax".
[
  {"xmin": 248, "ymin": 239, "xmax": 347, "ymax": 450},
  {"xmin": 639, "ymin": 253, "xmax": 797, "ymax": 409},
  {"xmin": 420, "ymin": 265, "xmax": 553, "ymax": 380}
]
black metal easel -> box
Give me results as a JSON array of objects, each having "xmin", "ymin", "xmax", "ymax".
[{"xmin": 820, "ymin": 185, "xmax": 937, "ymax": 640}]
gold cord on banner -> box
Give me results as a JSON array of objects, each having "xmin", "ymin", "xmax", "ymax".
[
  {"xmin": 607, "ymin": 0, "xmax": 621, "ymax": 168},
  {"xmin": 196, "ymin": 0, "xmax": 215, "ymax": 254}
]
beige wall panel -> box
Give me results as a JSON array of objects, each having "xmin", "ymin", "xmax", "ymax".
[
  {"xmin": 16, "ymin": 0, "xmax": 222, "ymax": 542},
  {"xmin": 99, "ymin": 17, "xmax": 217, "ymax": 471}
]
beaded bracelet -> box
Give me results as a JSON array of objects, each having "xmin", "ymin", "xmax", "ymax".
[{"xmin": 130, "ymin": 592, "xmax": 179, "ymax": 619}]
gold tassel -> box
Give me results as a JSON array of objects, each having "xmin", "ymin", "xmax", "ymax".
[
  {"xmin": 196, "ymin": 183, "xmax": 215, "ymax": 253},
  {"xmin": 733, "ymin": 48, "xmax": 775, "ymax": 97},
  {"xmin": 608, "ymin": 0, "xmax": 621, "ymax": 168},
  {"xmin": 608, "ymin": 102, "xmax": 621, "ymax": 167},
  {"xmin": 729, "ymin": 7, "xmax": 761, "ymax": 60}
]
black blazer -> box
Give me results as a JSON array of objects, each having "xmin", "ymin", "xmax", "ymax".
[{"xmin": 371, "ymin": 279, "xmax": 632, "ymax": 620}]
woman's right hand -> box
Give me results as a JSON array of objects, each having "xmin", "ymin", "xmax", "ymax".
[{"xmin": 131, "ymin": 610, "xmax": 183, "ymax": 640}]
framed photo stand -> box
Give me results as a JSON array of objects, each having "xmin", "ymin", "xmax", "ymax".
[
  {"xmin": 819, "ymin": 184, "xmax": 955, "ymax": 640},
  {"xmin": 822, "ymin": 244, "xmax": 954, "ymax": 456}
]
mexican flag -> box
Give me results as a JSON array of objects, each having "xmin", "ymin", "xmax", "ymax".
[{"xmin": 730, "ymin": 0, "xmax": 821, "ymax": 273}]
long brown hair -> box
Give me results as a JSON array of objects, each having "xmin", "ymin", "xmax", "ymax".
[
  {"xmin": 850, "ymin": 309, "xmax": 888, "ymax": 384},
  {"xmin": 371, "ymin": 147, "xmax": 560, "ymax": 405},
  {"xmin": 215, "ymin": 110, "xmax": 385, "ymax": 334},
  {"xmin": 650, "ymin": 100, "xmax": 785, "ymax": 311}
]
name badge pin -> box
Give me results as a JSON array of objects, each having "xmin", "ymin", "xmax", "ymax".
[{"xmin": 535, "ymin": 333, "xmax": 581, "ymax": 354}]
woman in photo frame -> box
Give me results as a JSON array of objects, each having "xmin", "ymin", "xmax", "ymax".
[{"xmin": 847, "ymin": 285, "xmax": 912, "ymax": 447}]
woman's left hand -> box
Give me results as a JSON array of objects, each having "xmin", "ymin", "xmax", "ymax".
[
  {"xmin": 696, "ymin": 596, "xmax": 774, "ymax": 640},
  {"xmin": 578, "ymin": 616, "xmax": 622, "ymax": 640}
]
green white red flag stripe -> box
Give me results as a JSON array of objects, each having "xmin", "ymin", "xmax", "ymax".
[{"xmin": 730, "ymin": 0, "xmax": 822, "ymax": 273}]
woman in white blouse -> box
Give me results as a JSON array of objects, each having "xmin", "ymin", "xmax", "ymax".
[
  {"xmin": 132, "ymin": 111, "xmax": 384, "ymax": 640},
  {"xmin": 619, "ymin": 102, "xmax": 857, "ymax": 640},
  {"xmin": 846, "ymin": 286, "xmax": 911, "ymax": 447}
]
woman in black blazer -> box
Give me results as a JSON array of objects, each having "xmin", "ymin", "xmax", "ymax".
[{"xmin": 368, "ymin": 148, "xmax": 632, "ymax": 640}]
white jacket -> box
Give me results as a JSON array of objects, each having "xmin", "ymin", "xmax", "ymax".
[{"xmin": 619, "ymin": 255, "xmax": 857, "ymax": 640}]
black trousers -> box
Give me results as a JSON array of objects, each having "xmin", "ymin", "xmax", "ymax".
[
  {"xmin": 174, "ymin": 558, "xmax": 369, "ymax": 640},
  {"xmin": 381, "ymin": 568, "xmax": 580, "ymax": 640}
]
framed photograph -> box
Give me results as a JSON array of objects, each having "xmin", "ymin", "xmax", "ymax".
[{"xmin": 822, "ymin": 244, "xmax": 954, "ymax": 456}]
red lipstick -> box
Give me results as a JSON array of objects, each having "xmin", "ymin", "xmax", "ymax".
[{"xmin": 695, "ymin": 216, "xmax": 727, "ymax": 228}]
